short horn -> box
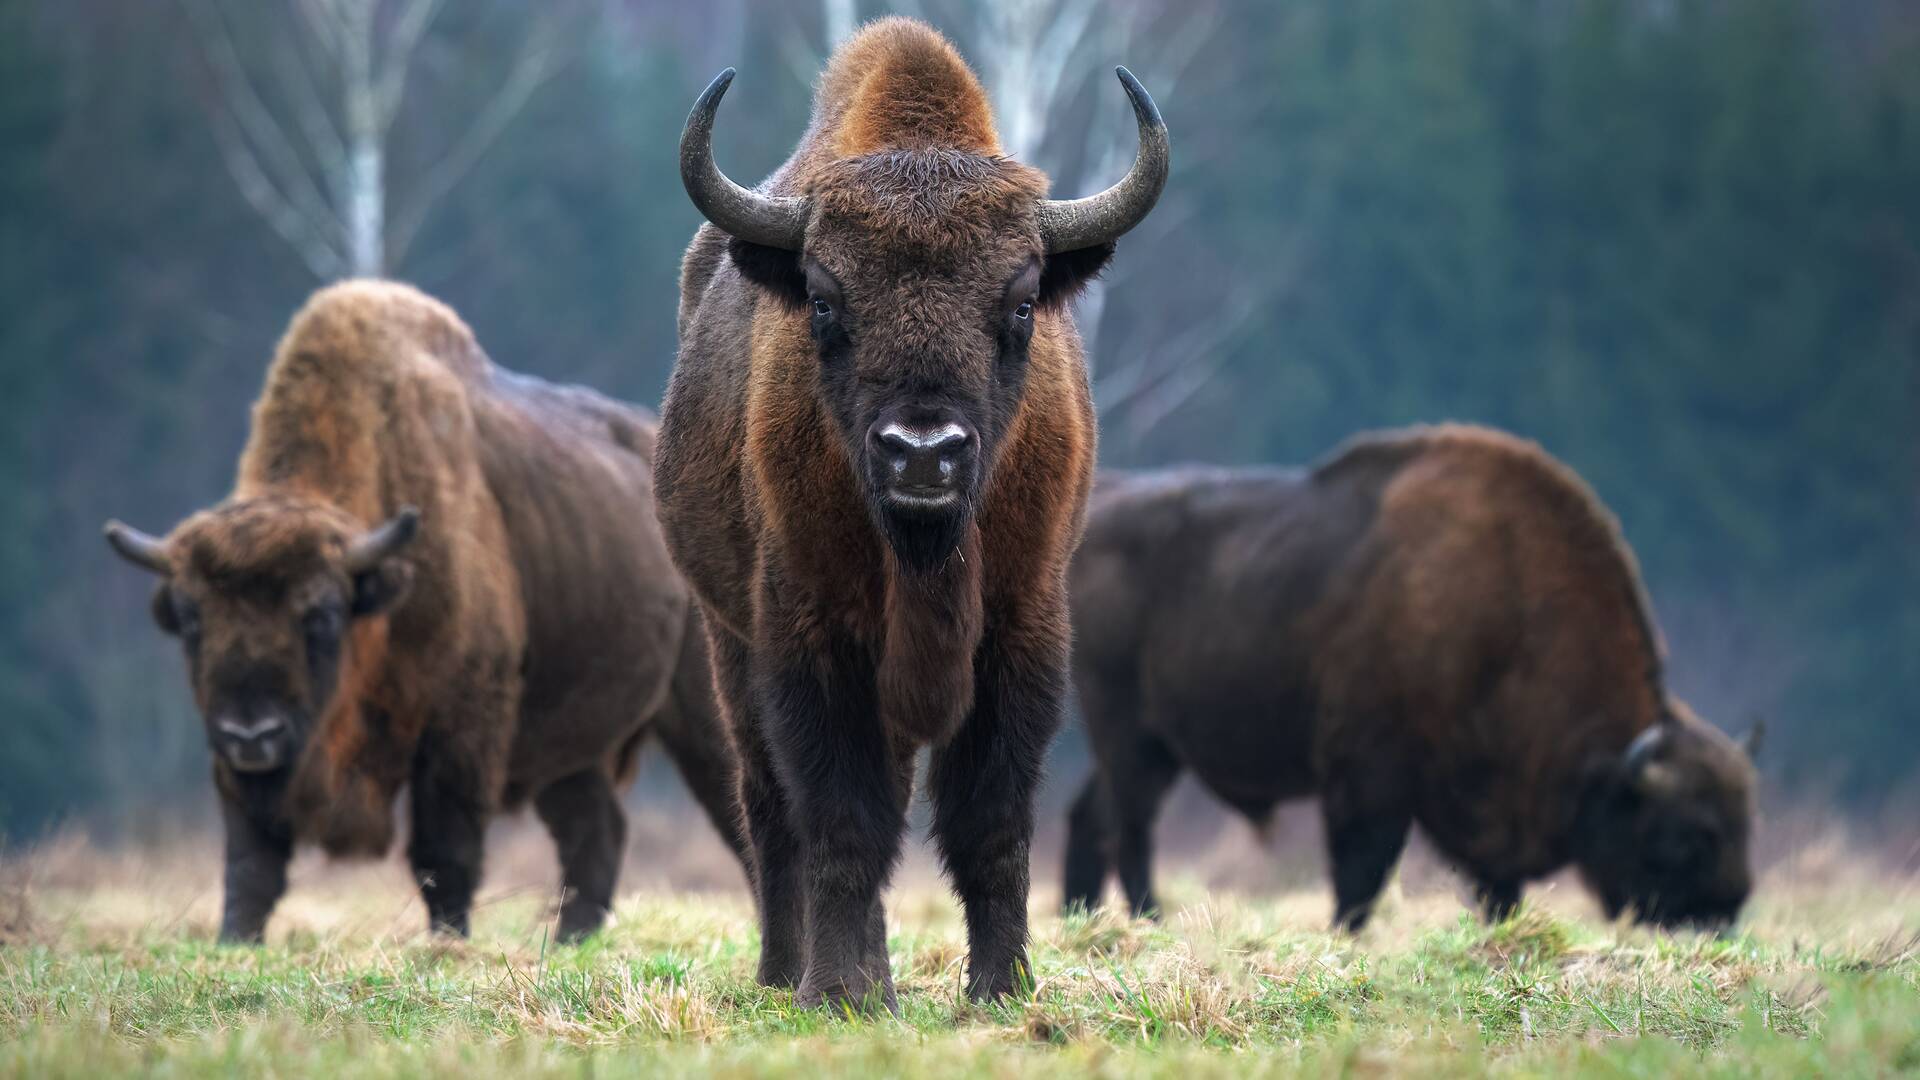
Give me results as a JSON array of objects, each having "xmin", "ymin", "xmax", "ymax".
[
  {"xmin": 680, "ymin": 68, "xmax": 809, "ymax": 250},
  {"xmin": 344, "ymin": 506, "xmax": 420, "ymax": 574},
  {"xmin": 1036, "ymin": 66, "xmax": 1170, "ymax": 254},
  {"xmin": 1739, "ymin": 719, "xmax": 1766, "ymax": 761},
  {"xmin": 1621, "ymin": 724, "xmax": 1667, "ymax": 775},
  {"xmin": 104, "ymin": 520, "xmax": 171, "ymax": 575}
]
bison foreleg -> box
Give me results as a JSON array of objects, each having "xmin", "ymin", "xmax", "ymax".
[
  {"xmin": 217, "ymin": 795, "xmax": 291, "ymax": 943},
  {"xmin": 534, "ymin": 770, "xmax": 627, "ymax": 941},
  {"xmin": 761, "ymin": 644, "xmax": 903, "ymax": 1015},
  {"xmin": 1475, "ymin": 878, "xmax": 1523, "ymax": 923},
  {"xmin": 406, "ymin": 733, "xmax": 489, "ymax": 937},
  {"xmin": 1322, "ymin": 767, "xmax": 1412, "ymax": 933},
  {"xmin": 929, "ymin": 606, "xmax": 1067, "ymax": 1003}
]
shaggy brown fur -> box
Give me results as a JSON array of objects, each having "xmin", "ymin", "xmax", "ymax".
[
  {"xmin": 1063, "ymin": 425, "xmax": 1759, "ymax": 930},
  {"xmin": 108, "ymin": 280, "xmax": 748, "ymax": 943},
  {"xmin": 658, "ymin": 19, "xmax": 1131, "ymax": 1011}
]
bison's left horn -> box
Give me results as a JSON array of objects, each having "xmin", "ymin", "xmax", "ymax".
[
  {"xmin": 344, "ymin": 507, "xmax": 421, "ymax": 574},
  {"xmin": 1621, "ymin": 724, "xmax": 1667, "ymax": 773},
  {"xmin": 104, "ymin": 520, "xmax": 172, "ymax": 575},
  {"xmin": 1622, "ymin": 724, "xmax": 1681, "ymax": 797},
  {"xmin": 1739, "ymin": 719, "xmax": 1766, "ymax": 760},
  {"xmin": 680, "ymin": 68, "xmax": 810, "ymax": 251},
  {"xmin": 1036, "ymin": 67, "xmax": 1171, "ymax": 254}
]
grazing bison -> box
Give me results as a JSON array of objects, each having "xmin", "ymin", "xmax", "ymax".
[
  {"xmin": 657, "ymin": 18, "xmax": 1167, "ymax": 1010},
  {"xmin": 104, "ymin": 280, "xmax": 747, "ymax": 943},
  {"xmin": 1063, "ymin": 425, "xmax": 1760, "ymax": 931}
]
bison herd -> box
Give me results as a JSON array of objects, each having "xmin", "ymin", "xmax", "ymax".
[{"xmin": 102, "ymin": 18, "xmax": 1757, "ymax": 1015}]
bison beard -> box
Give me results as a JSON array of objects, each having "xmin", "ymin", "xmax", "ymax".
[
  {"xmin": 872, "ymin": 495, "xmax": 974, "ymax": 575},
  {"xmin": 659, "ymin": 18, "xmax": 1165, "ymax": 1013}
]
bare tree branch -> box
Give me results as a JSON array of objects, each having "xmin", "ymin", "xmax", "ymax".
[
  {"xmin": 180, "ymin": 0, "xmax": 342, "ymax": 247},
  {"xmin": 386, "ymin": 20, "xmax": 571, "ymax": 267},
  {"xmin": 186, "ymin": 0, "xmax": 574, "ymax": 280},
  {"xmin": 1096, "ymin": 286, "xmax": 1260, "ymax": 439},
  {"xmin": 269, "ymin": 20, "xmax": 350, "ymax": 209},
  {"xmin": 296, "ymin": 0, "xmax": 346, "ymax": 61},
  {"xmin": 202, "ymin": 108, "xmax": 347, "ymax": 279},
  {"xmin": 374, "ymin": 0, "xmax": 445, "ymax": 133}
]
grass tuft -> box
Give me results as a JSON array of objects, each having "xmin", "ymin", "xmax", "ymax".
[{"xmin": 0, "ymin": 830, "xmax": 1916, "ymax": 1077}]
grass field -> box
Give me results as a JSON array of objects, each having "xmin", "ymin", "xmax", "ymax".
[{"xmin": 3, "ymin": 814, "xmax": 1917, "ymax": 1078}]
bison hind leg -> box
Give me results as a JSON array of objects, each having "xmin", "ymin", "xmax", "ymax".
[
  {"xmin": 534, "ymin": 768, "xmax": 628, "ymax": 942},
  {"xmin": 1061, "ymin": 772, "xmax": 1111, "ymax": 914},
  {"xmin": 1109, "ymin": 735, "xmax": 1181, "ymax": 920}
]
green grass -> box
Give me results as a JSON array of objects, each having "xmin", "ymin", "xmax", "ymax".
[{"xmin": 2, "ymin": 835, "xmax": 1917, "ymax": 1078}]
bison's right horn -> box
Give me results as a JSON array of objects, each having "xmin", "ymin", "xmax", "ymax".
[
  {"xmin": 104, "ymin": 520, "xmax": 172, "ymax": 575},
  {"xmin": 680, "ymin": 68, "xmax": 810, "ymax": 251},
  {"xmin": 344, "ymin": 507, "xmax": 421, "ymax": 574},
  {"xmin": 1621, "ymin": 724, "xmax": 1666, "ymax": 773},
  {"xmin": 1035, "ymin": 67, "xmax": 1171, "ymax": 253}
]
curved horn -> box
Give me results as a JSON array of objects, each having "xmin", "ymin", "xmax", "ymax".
[
  {"xmin": 1621, "ymin": 724, "xmax": 1668, "ymax": 775},
  {"xmin": 1036, "ymin": 67, "xmax": 1171, "ymax": 254},
  {"xmin": 680, "ymin": 69, "xmax": 809, "ymax": 250},
  {"xmin": 1621, "ymin": 724, "xmax": 1684, "ymax": 798},
  {"xmin": 104, "ymin": 520, "xmax": 172, "ymax": 575},
  {"xmin": 1739, "ymin": 719, "xmax": 1766, "ymax": 761},
  {"xmin": 344, "ymin": 507, "xmax": 420, "ymax": 574}
]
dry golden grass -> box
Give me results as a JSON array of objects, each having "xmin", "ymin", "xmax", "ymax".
[{"xmin": 2, "ymin": 806, "xmax": 1917, "ymax": 1077}]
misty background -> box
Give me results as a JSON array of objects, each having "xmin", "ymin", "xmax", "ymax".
[{"xmin": 2, "ymin": 0, "xmax": 1916, "ymax": 848}]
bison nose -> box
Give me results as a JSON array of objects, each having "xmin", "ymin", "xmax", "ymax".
[
  {"xmin": 872, "ymin": 421, "xmax": 970, "ymax": 491},
  {"xmin": 217, "ymin": 714, "xmax": 288, "ymax": 773}
]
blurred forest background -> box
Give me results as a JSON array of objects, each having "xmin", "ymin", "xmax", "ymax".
[{"xmin": 2, "ymin": 0, "xmax": 1916, "ymax": 842}]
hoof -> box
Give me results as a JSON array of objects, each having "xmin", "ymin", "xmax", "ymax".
[
  {"xmin": 756, "ymin": 955, "xmax": 803, "ymax": 989},
  {"xmin": 965, "ymin": 956, "xmax": 1035, "ymax": 1004}
]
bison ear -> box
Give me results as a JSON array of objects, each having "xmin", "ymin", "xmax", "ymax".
[
  {"xmin": 1037, "ymin": 242, "xmax": 1115, "ymax": 309},
  {"xmin": 728, "ymin": 236, "xmax": 808, "ymax": 310},
  {"xmin": 351, "ymin": 559, "xmax": 415, "ymax": 618},
  {"xmin": 150, "ymin": 584, "xmax": 181, "ymax": 637}
]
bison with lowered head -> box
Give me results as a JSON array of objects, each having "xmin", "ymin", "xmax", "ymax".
[
  {"xmin": 105, "ymin": 280, "xmax": 747, "ymax": 943},
  {"xmin": 657, "ymin": 18, "xmax": 1166, "ymax": 1010},
  {"xmin": 1064, "ymin": 425, "xmax": 1759, "ymax": 931}
]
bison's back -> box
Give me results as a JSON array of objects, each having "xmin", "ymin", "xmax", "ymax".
[
  {"xmin": 1071, "ymin": 466, "xmax": 1339, "ymax": 816},
  {"xmin": 473, "ymin": 372, "xmax": 692, "ymax": 791}
]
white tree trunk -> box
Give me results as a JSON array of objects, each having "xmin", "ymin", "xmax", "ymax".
[{"xmin": 340, "ymin": 0, "xmax": 384, "ymax": 277}]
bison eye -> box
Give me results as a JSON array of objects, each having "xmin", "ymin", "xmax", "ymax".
[
  {"xmin": 811, "ymin": 298, "xmax": 833, "ymax": 319},
  {"xmin": 1013, "ymin": 300, "xmax": 1033, "ymax": 321},
  {"xmin": 174, "ymin": 598, "xmax": 202, "ymax": 640}
]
